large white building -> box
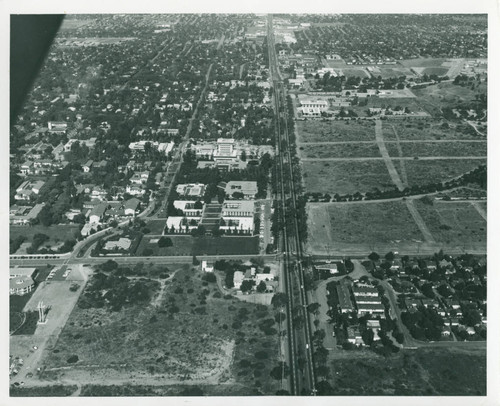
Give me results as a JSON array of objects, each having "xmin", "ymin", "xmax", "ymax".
[{"xmin": 220, "ymin": 200, "xmax": 255, "ymax": 233}]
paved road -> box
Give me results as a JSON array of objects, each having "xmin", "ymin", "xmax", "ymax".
[
  {"xmin": 301, "ymin": 156, "xmax": 486, "ymax": 161},
  {"xmin": 10, "ymin": 254, "xmax": 279, "ymax": 267}
]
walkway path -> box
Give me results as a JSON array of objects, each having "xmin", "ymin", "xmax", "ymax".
[
  {"xmin": 374, "ymin": 119, "xmax": 405, "ymax": 191},
  {"xmin": 405, "ymin": 199, "xmax": 436, "ymax": 244},
  {"xmin": 391, "ymin": 123, "xmax": 409, "ymax": 186},
  {"xmin": 471, "ymin": 201, "xmax": 487, "ymax": 221}
]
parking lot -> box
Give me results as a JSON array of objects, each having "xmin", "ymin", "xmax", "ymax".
[{"xmin": 256, "ymin": 199, "xmax": 273, "ymax": 254}]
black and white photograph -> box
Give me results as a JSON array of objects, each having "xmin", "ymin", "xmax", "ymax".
[{"xmin": 4, "ymin": 0, "xmax": 498, "ymax": 404}]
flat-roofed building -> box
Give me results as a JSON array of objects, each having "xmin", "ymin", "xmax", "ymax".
[
  {"xmin": 223, "ymin": 181, "xmax": 258, "ymax": 199},
  {"xmin": 10, "ymin": 267, "xmax": 37, "ymax": 296}
]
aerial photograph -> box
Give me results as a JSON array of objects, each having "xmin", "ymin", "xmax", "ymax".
[{"xmin": 8, "ymin": 12, "xmax": 489, "ymax": 400}]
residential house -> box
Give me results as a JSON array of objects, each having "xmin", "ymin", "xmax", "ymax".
[
  {"xmin": 88, "ymin": 202, "xmax": 108, "ymax": 224},
  {"xmin": 124, "ymin": 198, "xmax": 141, "ymax": 216}
]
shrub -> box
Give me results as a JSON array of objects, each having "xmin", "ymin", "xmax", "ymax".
[{"xmin": 67, "ymin": 355, "xmax": 79, "ymax": 364}]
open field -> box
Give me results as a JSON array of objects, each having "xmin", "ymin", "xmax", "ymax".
[
  {"xmin": 136, "ymin": 235, "xmax": 259, "ymax": 256},
  {"xmin": 385, "ymin": 141, "xmax": 487, "ymax": 158},
  {"xmin": 299, "ymin": 143, "xmax": 381, "ymax": 158},
  {"xmin": 413, "ymin": 200, "xmax": 486, "ymax": 250},
  {"xmin": 306, "ymin": 201, "xmax": 425, "ymax": 255},
  {"xmin": 323, "ymin": 346, "xmax": 485, "ymax": 395},
  {"xmin": 302, "ymin": 161, "xmax": 395, "ymax": 195},
  {"xmin": 412, "ymin": 81, "xmax": 487, "ymax": 112},
  {"xmin": 403, "ymin": 159, "xmax": 486, "ymax": 187},
  {"xmin": 382, "ymin": 119, "xmax": 483, "ymax": 141},
  {"xmin": 297, "ymin": 120, "xmax": 376, "ymax": 143},
  {"xmin": 36, "ymin": 265, "xmax": 280, "ymax": 395}
]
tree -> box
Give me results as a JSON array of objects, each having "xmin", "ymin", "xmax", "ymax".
[
  {"xmin": 158, "ymin": 236, "xmax": 173, "ymax": 248},
  {"xmin": 271, "ymin": 292, "xmax": 287, "ymax": 308},
  {"xmin": 240, "ymin": 280, "xmax": 255, "ymax": 293},
  {"xmin": 368, "ymin": 252, "xmax": 380, "ymax": 262},
  {"xmin": 385, "ymin": 251, "xmax": 395, "ymax": 262},
  {"xmin": 256, "ymin": 281, "xmax": 267, "ymax": 293},
  {"xmin": 307, "ymin": 302, "xmax": 320, "ymax": 315}
]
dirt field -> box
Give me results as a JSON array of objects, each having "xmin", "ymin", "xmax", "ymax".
[
  {"xmin": 324, "ymin": 346, "xmax": 485, "ymax": 395},
  {"xmin": 35, "ymin": 265, "xmax": 280, "ymax": 395},
  {"xmin": 302, "ymin": 160, "xmax": 396, "ymax": 195},
  {"xmin": 297, "ymin": 120, "xmax": 376, "ymax": 143},
  {"xmin": 413, "ymin": 200, "xmax": 486, "ymax": 250},
  {"xmin": 306, "ymin": 201, "xmax": 425, "ymax": 256}
]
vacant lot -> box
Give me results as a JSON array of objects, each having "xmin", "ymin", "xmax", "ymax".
[
  {"xmin": 413, "ymin": 81, "xmax": 487, "ymax": 113},
  {"xmin": 144, "ymin": 219, "xmax": 168, "ymax": 235},
  {"xmin": 297, "ymin": 120, "xmax": 376, "ymax": 143},
  {"xmin": 322, "ymin": 346, "xmax": 485, "ymax": 395},
  {"xmin": 136, "ymin": 235, "xmax": 259, "ymax": 256},
  {"xmin": 302, "ymin": 161, "xmax": 395, "ymax": 195},
  {"xmin": 382, "ymin": 119, "xmax": 482, "ymax": 141},
  {"xmin": 385, "ymin": 141, "xmax": 487, "ymax": 158},
  {"xmin": 299, "ymin": 143, "xmax": 382, "ymax": 158},
  {"xmin": 413, "ymin": 200, "xmax": 486, "ymax": 250},
  {"xmin": 10, "ymin": 225, "xmax": 80, "ymax": 248},
  {"xmin": 403, "ymin": 159, "xmax": 485, "ymax": 187},
  {"xmin": 306, "ymin": 201, "xmax": 424, "ymax": 255},
  {"xmin": 39, "ymin": 265, "xmax": 280, "ymax": 395}
]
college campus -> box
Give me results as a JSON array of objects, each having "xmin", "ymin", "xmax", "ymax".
[{"xmin": 9, "ymin": 13, "xmax": 487, "ymax": 398}]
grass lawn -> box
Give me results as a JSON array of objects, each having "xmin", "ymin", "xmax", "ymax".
[
  {"xmin": 422, "ymin": 67, "xmax": 449, "ymax": 76},
  {"xmin": 41, "ymin": 265, "xmax": 280, "ymax": 395},
  {"xmin": 413, "ymin": 200, "xmax": 486, "ymax": 250},
  {"xmin": 144, "ymin": 219, "xmax": 167, "ymax": 235},
  {"xmin": 135, "ymin": 235, "xmax": 194, "ymax": 256},
  {"xmin": 323, "ymin": 346, "xmax": 485, "ymax": 395},
  {"xmin": 400, "ymin": 57, "xmax": 450, "ymax": 68},
  {"xmin": 302, "ymin": 160, "xmax": 395, "ymax": 195},
  {"xmin": 297, "ymin": 120, "xmax": 376, "ymax": 143},
  {"xmin": 377, "ymin": 66, "xmax": 416, "ymax": 79},
  {"xmin": 385, "ymin": 141, "xmax": 487, "ymax": 158},
  {"xmin": 403, "ymin": 159, "xmax": 486, "ymax": 187},
  {"xmin": 299, "ymin": 143, "xmax": 382, "ymax": 158}
]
